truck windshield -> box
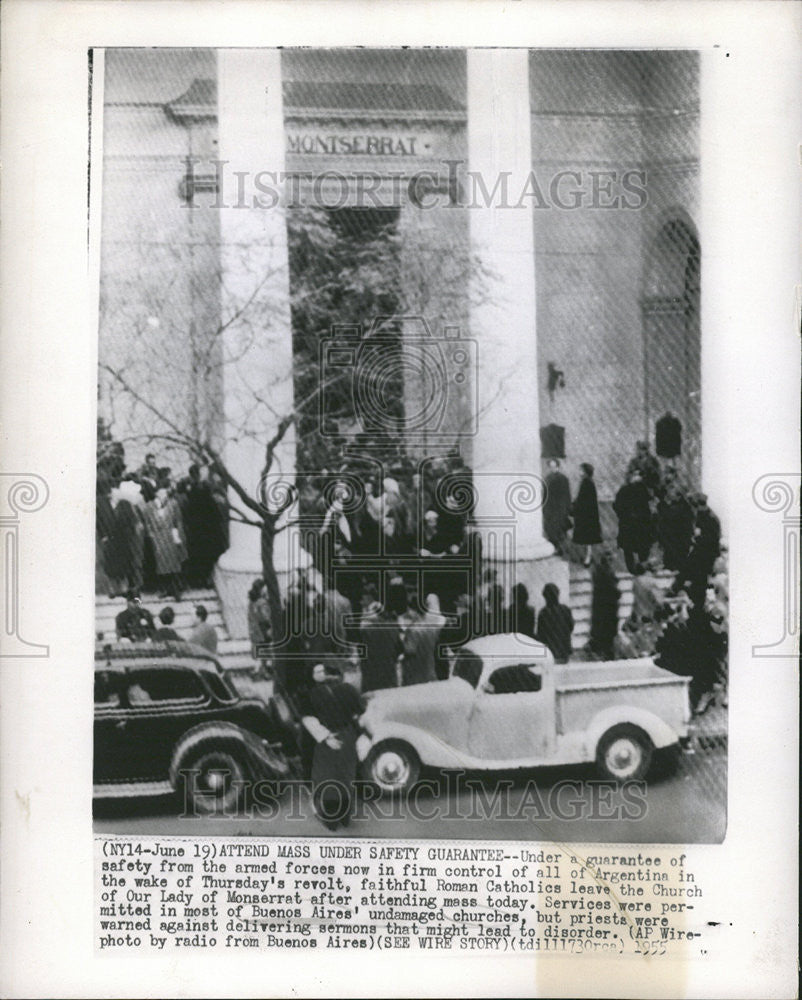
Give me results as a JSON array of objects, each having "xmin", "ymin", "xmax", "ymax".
[{"xmin": 452, "ymin": 649, "xmax": 484, "ymax": 689}]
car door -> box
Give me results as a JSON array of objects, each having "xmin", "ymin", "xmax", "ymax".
[
  {"xmin": 117, "ymin": 666, "xmax": 210, "ymax": 780},
  {"xmin": 94, "ymin": 668, "xmax": 129, "ymax": 782},
  {"xmin": 467, "ymin": 664, "xmax": 554, "ymax": 763}
]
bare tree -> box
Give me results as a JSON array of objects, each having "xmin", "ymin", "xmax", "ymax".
[{"xmin": 99, "ymin": 203, "xmax": 497, "ymax": 637}]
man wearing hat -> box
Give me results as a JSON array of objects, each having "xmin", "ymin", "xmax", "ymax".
[
  {"xmin": 115, "ymin": 590, "xmax": 155, "ymax": 642},
  {"xmin": 627, "ymin": 439, "xmax": 661, "ymax": 497}
]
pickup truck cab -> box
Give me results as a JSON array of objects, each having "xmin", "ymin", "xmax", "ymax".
[{"xmin": 359, "ymin": 632, "xmax": 691, "ymax": 793}]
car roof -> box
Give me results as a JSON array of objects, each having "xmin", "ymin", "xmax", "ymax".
[
  {"xmin": 94, "ymin": 642, "xmax": 223, "ymax": 673},
  {"xmin": 462, "ymin": 632, "xmax": 553, "ymax": 664}
]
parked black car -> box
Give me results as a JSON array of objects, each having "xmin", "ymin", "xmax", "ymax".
[{"xmin": 93, "ymin": 643, "xmax": 297, "ymax": 814}]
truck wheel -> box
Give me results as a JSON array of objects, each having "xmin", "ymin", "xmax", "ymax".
[
  {"xmin": 364, "ymin": 740, "xmax": 420, "ymax": 795},
  {"xmin": 596, "ymin": 724, "xmax": 654, "ymax": 782},
  {"xmin": 179, "ymin": 746, "xmax": 249, "ymax": 815}
]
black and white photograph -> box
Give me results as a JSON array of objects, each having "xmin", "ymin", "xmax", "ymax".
[
  {"xmin": 92, "ymin": 46, "xmax": 728, "ymax": 843},
  {"xmin": 1, "ymin": 2, "xmax": 798, "ymax": 995}
]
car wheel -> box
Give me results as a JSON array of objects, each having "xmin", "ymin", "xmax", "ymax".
[
  {"xmin": 179, "ymin": 746, "xmax": 249, "ymax": 815},
  {"xmin": 364, "ymin": 740, "xmax": 420, "ymax": 795},
  {"xmin": 595, "ymin": 724, "xmax": 654, "ymax": 782}
]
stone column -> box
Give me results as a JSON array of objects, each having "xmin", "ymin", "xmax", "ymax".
[
  {"xmin": 466, "ymin": 49, "xmax": 567, "ymax": 611},
  {"xmin": 215, "ymin": 50, "xmax": 298, "ymax": 639}
]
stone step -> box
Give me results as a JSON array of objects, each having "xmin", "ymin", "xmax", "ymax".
[
  {"xmin": 95, "ymin": 588, "xmax": 217, "ymax": 607},
  {"xmin": 569, "ymin": 568, "xmax": 675, "ymax": 587},
  {"xmin": 95, "ymin": 591, "xmax": 220, "ymax": 611},
  {"xmin": 570, "ymin": 593, "xmax": 638, "ymax": 612},
  {"xmin": 570, "ymin": 578, "xmax": 676, "ymax": 597},
  {"xmin": 219, "ymin": 653, "xmax": 261, "ymax": 671},
  {"xmin": 567, "ymin": 568, "xmax": 676, "ymax": 653},
  {"xmin": 218, "ymin": 637, "xmax": 252, "ymax": 655},
  {"xmin": 94, "ymin": 588, "xmax": 258, "ymax": 673}
]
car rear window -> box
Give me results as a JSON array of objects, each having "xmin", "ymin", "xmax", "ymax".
[
  {"xmin": 452, "ymin": 649, "xmax": 484, "ymax": 689},
  {"xmin": 203, "ymin": 670, "xmax": 237, "ymax": 702},
  {"xmin": 124, "ymin": 668, "xmax": 205, "ymax": 704},
  {"xmin": 487, "ymin": 664, "xmax": 542, "ymax": 694},
  {"xmin": 94, "ymin": 671, "xmax": 122, "ymax": 706}
]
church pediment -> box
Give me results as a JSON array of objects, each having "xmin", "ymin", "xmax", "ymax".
[{"xmin": 164, "ymin": 77, "xmax": 465, "ymax": 124}]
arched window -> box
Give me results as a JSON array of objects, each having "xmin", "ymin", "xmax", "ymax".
[{"xmin": 642, "ymin": 218, "xmax": 701, "ymax": 487}]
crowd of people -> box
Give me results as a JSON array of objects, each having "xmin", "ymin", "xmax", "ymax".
[
  {"xmin": 268, "ymin": 438, "xmax": 726, "ymax": 717},
  {"xmin": 295, "ymin": 452, "xmax": 477, "ymax": 609},
  {"xmin": 248, "ymin": 564, "xmax": 578, "ymax": 702},
  {"xmin": 542, "ymin": 440, "xmax": 705, "ymax": 573},
  {"xmin": 572, "ymin": 441, "xmax": 728, "ymax": 714},
  {"xmin": 97, "ymin": 435, "xmax": 727, "ymax": 828},
  {"xmin": 97, "ymin": 452, "xmax": 229, "ymax": 600},
  {"xmin": 98, "ymin": 436, "xmax": 726, "ymax": 718}
]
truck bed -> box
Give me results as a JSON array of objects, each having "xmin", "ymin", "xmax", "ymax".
[
  {"xmin": 555, "ymin": 658, "xmax": 678, "ymax": 690},
  {"xmin": 554, "ymin": 658, "xmax": 689, "ymax": 741}
]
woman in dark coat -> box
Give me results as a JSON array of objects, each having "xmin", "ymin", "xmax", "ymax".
[
  {"xmin": 542, "ymin": 459, "xmax": 572, "ymax": 555},
  {"xmin": 183, "ymin": 466, "xmax": 227, "ymax": 587},
  {"xmin": 588, "ymin": 550, "xmax": 621, "ymax": 660},
  {"xmin": 104, "ymin": 497, "xmax": 145, "ymax": 595},
  {"xmin": 613, "ymin": 470, "xmax": 654, "ymax": 574},
  {"xmin": 301, "ymin": 664, "xmax": 366, "ymax": 830},
  {"xmin": 536, "ymin": 583, "xmax": 574, "ymax": 664},
  {"xmin": 572, "ymin": 463, "xmax": 602, "ymax": 566},
  {"xmin": 247, "ymin": 578, "xmax": 273, "ymax": 677}
]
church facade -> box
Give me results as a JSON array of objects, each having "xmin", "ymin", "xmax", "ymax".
[{"xmin": 98, "ymin": 48, "xmax": 701, "ymax": 633}]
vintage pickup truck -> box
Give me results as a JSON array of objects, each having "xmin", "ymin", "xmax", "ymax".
[{"xmin": 359, "ymin": 632, "xmax": 691, "ymax": 793}]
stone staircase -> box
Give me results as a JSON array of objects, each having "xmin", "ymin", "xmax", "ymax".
[
  {"xmin": 94, "ymin": 589, "xmax": 255, "ymax": 672},
  {"xmin": 568, "ymin": 564, "xmax": 676, "ymax": 651},
  {"xmin": 96, "ymin": 565, "xmax": 676, "ymax": 665}
]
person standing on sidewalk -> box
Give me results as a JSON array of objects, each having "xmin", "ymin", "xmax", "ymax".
[
  {"xmin": 247, "ymin": 578, "xmax": 273, "ymax": 677},
  {"xmin": 300, "ymin": 663, "xmax": 366, "ymax": 830}
]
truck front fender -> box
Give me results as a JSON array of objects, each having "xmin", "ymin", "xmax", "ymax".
[{"xmin": 365, "ymin": 720, "xmax": 467, "ymax": 770}]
